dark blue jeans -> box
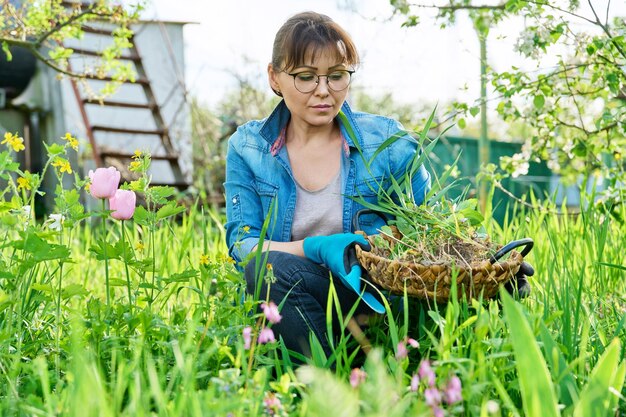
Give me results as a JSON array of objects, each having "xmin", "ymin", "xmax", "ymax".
[{"xmin": 244, "ymin": 251, "xmax": 371, "ymax": 360}]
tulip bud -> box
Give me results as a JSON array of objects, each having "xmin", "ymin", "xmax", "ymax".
[
  {"xmin": 109, "ymin": 189, "xmax": 136, "ymax": 220},
  {"xmin": 88, "ymin": 167, "xmax": 121, "ymax": 199}
]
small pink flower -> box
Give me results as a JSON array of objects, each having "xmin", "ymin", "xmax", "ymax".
[
  {"xmin": 410, "ymin": 373, "xmax": 420, "ymax": 392},
  {"xmin": 88, "ymin": 167, "xmax": 120, "ymax": 199},
  {"xmin": 424, "ymin": 387, "xmax": 442, "ymax": 407},
  {"xmin": 396, "ymin": 337, "xmax": 419, "ymax": 360},
  {"xmin": 432, "ymin": 406, "xmax": 445, "ymax": 417},
  {"xmin": 109, "ymin": 189, "xmax": 136, "ymax": 220},
  {"xmin": 350, "ymin": 368, "xmax": 367, "ymax": 388},
  {"xmin": 396, "ymin": 340, "xmax": 408, "ymax": 360},
  {"xmin": 258, "ymin": 327, "xmax": 275, "ymax": 344},
  {"xmin": 242, "ymin": 326, "xmax": 252, "ymax": 350},
  {"xmin": 443, "ymin": 375, "xmax": 463, "ymax": 404},
  {"xmin": 261, "ymin": 301, "xmax": 282, "ymax": 324},
  {"xmin": 418, "ymin": 360, "xmax": 436, "ymax": 387},
  {"xmin": 263, "ymin": 392, "xmax": 282, "ymax": 416}
]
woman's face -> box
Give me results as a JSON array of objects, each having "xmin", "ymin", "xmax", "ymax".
[{"xmin": 269, "ymin": 48, "xmax": 352, "ymax": 129}]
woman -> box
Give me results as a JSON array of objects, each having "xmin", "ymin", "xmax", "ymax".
[{"xmin": 224, "ymin": 11, "xmax": 431, "ymax": 360}]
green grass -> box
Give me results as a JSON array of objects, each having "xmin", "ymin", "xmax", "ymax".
[{"xmin": 0, "ymin": 188, "xmax": 625, "ymax": 416}]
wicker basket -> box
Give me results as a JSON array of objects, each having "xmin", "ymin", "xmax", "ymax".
[{"xmin": 355, "ymin": 231, "xmax": 526, "ymax": 301}]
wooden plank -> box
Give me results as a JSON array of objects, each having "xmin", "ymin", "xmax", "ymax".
[
  {"xmin": 84, "ymin": 98, "xmax": 154, "ymax": 109},
  {"xmin": 92, "ymin": 125, "xmax": 164, "ymax": 135},
  {"xmin": 101, "ymin": 151, "xmax": 179, "ymax": 161}
]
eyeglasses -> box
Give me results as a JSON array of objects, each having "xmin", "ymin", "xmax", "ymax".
[{"xmin": 287, "ymin": 70, "xmax": 354, "ymax": 93}]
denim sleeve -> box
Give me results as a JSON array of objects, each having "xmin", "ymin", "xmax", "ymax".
[
  {"xmin": 388, "ymin": 119, "xmax": 431, "ymax": 206},
  {"xmin": 224, "ymin": 131, "xmax": 262, "ymax": 263}
]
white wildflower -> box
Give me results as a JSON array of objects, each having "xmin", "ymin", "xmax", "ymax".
[
  {"xmin": 486, "ymin": 400, "xmax": 500, "ymax": 414},
  {"xmin": 46, "ymin": 213, "xmax": 65, "ymax": 231}
]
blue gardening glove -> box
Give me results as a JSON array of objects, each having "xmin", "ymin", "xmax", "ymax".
[{"xmin": 303, "ymin": 233, "xmax": 385, "ymax": 314}]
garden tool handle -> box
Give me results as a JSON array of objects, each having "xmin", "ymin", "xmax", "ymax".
[
  {"xmin": 346, "ymin": 243, "xmax": 361, "ymax": 271},
  {"xmin": 489, "ymin": 238, "xmax": 534, "ymax": 264},
  {"xmin": 352, "ymin": 208, "xmax": 391, "ymax": 232}
]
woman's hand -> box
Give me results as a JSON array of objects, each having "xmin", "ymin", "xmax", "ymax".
[{"xmin": 303, "ymin": 233, "xmax": 385, "ymax": 313}]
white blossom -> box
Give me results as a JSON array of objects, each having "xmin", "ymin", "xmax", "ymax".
[{"xmin": 46, "ymin": 213, "xmax": 65, "ymax": 231}]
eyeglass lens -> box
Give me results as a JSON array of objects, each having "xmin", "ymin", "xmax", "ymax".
[{"xmin": 292, "ymin": 71, "xmax": 352, "ymax": 93}]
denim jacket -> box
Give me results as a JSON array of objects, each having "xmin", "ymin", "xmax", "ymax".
[{"xmin": 224, "ymin": 100, "xmax": 431, "ymax": 263}]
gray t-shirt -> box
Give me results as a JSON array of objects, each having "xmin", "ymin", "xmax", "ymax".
[{"xmin": 291, "ymin": 171, "xmax": 343, "ymax": 241}]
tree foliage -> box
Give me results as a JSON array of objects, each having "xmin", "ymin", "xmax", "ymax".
[
  {"xmin": 1, "ymin": 0, "xmax": 140, "ymax": 96},
  {"xmin": 390, "ymin": 0, "xmax": 625, "ymax": 203}
]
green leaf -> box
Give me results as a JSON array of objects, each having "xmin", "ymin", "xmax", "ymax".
[
  {"xmin": 501, "ymin": 290, "xmax": 560, "ymax": 417},
  {"xmin": 597, "ymin": 261, "xmax": 626, "ymax": 271},
  {"xmin": 45, "ymin": 143, "xmax": 65, "ymax": 156},
  {"xmin": 0, "ymin": 151, "xmax": 20, "ymax": 172},
  {"xmin": 367, "ymin": 130, "xmax": 407, "ymax": 167},
  {"xmin": 148, "ymin": 186, "xmax": 176, "ymax": 205},
  {"xmin": 538, "ymin": 322, "xmax": 578, "ymax": 408},
  {"xmin": 89, "ymin": 240, "xmax": 122, "ymax": 260},
  {"xmin": 156, "ymin": 202, "xmax": 186, "ymax": 222},
  {"xmin": 108, "ymin": 278, "xmax": 129, "ymax": 287},
  {"xmin": 132, "ymin": 205, "xmax": 151, "ymax": 226},
  {"xmin": 457, "ymin": 118, "xmax": 466, "ymax": 129},
  {"xmin": 533, "ymin": 94, "xmax": 545, "ymax": 110},
  {"xmin": 31, "ymin": 283, "xmax": 53, "ymax": 293},
  {"xmin": 163, "ymin": 269, "xmax": 199, "ymax": 283},
  {"xmin": 469, "ymin": 106, "xmax": 480, "ymax": 117},
  {"xmin": 574, "ymin": 338, "xmax": 625, "ymax": 417},
  {"xmin": 2, "ymin": 41, "xmax": 12, "ymax": 61},
  {"xmin": 0, "ymin": 291, "xmax": 13, "ymax": 313},
  {"xmin": 62, "ymin": 284, "xmax": 89, "ymax": 299},
  {"xmin": 18, "ymin": 232, "xmax": 71, "ymax": 262}
]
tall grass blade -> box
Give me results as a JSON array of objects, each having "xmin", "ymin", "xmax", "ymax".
[
  {"xmin": 573, "ymin": 338, "xmax": 626, "ymax": 417},
  {"xmin": 501, "ymin": 290, "xmax": 560, "ymax": 417}
]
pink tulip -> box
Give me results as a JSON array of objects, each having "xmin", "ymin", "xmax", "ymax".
[
  {"xmin": 109, "ymin": 189, "xmax": 136, "ymax": 220},
  {"xmin": 88, "ymin": 167, "xmax": 121, "ymax": 199}
]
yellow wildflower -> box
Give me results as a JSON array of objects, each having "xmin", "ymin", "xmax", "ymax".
[
  {"xmin": 52, "ymin": 158, "xmax": 72, "ymax": 174},
  {"xmin": 63, "ymin": 133, "xmax": 79, "ymax": 151},
  {"xmin": 242, "ymin": 225, "xmax": 250, "ymax": 233},
  {"xmin": 129, "ymin": 160, "xmax": 141, "ymax": 171},
  {"xmin": 135, "ymin": 241, "xmax": 145, "ymax": 251},
  {"xmin": 199, "ymin": 254, "xmax": 210, "ymax": 266},
  {"xmin": 17, "ymin": 176, "xmax": 32, "ymax": 191},
  {"xmin": 266, "ymin": 263, "xmax": 273, "ymax": 271},
  {"xmin": 219, "ymin": 254, "xmax": 235, "ymax": 264},
  {"xmin": 133, "ymin": 149, "xmax": 142, "ymax": 158},
  {"xmin": 2, "ymin": 132, "xmax": 25, "ymax": 152}
]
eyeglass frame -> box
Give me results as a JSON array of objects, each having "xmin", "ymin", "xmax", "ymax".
[{"xmin": 285, "ymin": 69, "xmax": 355, "ymax": 93}]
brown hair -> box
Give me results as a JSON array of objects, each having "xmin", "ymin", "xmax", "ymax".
[{"xmin": 271, "ymin": 11, "xmax": 359, "ymax": 72}]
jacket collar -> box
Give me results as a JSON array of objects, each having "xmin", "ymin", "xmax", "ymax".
[{"xmin": 259, "ymin": 100, "xmax": 362, "ymax": 150}]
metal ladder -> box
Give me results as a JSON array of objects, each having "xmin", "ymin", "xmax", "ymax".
[{"xmin": 67, "ymin": 23, "xmax": 189, "ymax": 189}]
